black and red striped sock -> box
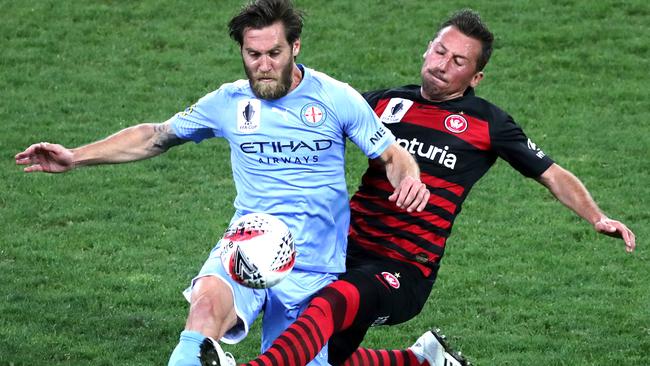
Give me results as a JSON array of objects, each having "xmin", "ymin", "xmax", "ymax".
[
  {"xmin": 241, "ymin": 280, "xmax": 360, "ymax": 366},
  {"xmin": 342, "ymin": 348, "xmax": 424, "ymax": 366}
]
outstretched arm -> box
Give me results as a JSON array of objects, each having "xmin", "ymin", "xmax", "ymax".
[
  {"xmin": 15, "ymin": 121, "xmax": 186, "ymax": 173},
  {"xmin": 536, "ymin": 163, "xmax": 636, "ymax": 252},
  {"xmin": 377, "ymin": 142, "xmax": 430, "ymax": 213}
]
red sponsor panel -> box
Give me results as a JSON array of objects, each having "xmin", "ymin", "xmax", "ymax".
[
  {"xmin": 350, "ymin": 196, "xmax": 452, "ymax": 231},
  {"xmin": 400, "ymin": 104, "xmax": 491, "ymax": 151},
  {"xmin": 420, "ymin": 172, "xmax": 465, "ymax": 197},
  {"xmin": 374, "ymin": 98, "xmax": 391, "ymax": 116},
  {"xmin": 358, "ymin": 175, "xmax": 458, "ymax": 215},
  {"xmin": 427, "ymin": 193, "xmax": 457, "ymax": 214},
  {"xmin": 350, "ymin": 209, "xmax": 448, "ymax": 246},
  {"xmin": 351, "ymin": 234, "xmax": 436, "ymax": 277}
]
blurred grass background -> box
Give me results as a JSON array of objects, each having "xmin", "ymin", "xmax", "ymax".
[{"xmin": 2, "ymin": 1, "xmax": 648, "ymax": 365}]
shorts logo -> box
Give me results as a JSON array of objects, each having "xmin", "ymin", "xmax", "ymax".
[
  {"xmin": 300, "ymin": 102, "xmax": 327, "ymax": 127},
  {"xmin": 237, "ymin": 99, "xmax": 261, "ymax": 133},
  {"xmin": 381, "ymin": 272, "xmax": 400, "ymax": 289},
  {"xmin": 371, "ymin": 315, "xmax": 390, "ymax": 327},
  {"xmin": 414, "ymin": 253, "xmax": 430, "ymax": 264},
  {"xmin": 444, "ymin": 114, "xmax": 468, "ymax": 134},
  {"xmin": 379, "ymin": 98, "xmax": 413, "ymax": 124}
]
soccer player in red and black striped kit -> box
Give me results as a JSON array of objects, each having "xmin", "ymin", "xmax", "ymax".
[{"xmin": 201, "ymin": 9, "xmax": 636, "ymax": 366}]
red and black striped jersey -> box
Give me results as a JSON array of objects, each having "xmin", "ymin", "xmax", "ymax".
[{"xmin": 348, "ymin": 85, "xmax": 555, "ymax": 276}]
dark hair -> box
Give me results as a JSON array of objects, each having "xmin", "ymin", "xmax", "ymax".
[
  {"xmin": 438, "ymin": 9, "xmax": 494, "ymax": 71},
  {"xmin": 228, "ymin": 0, "xmax": 304, "ymax": 47}
]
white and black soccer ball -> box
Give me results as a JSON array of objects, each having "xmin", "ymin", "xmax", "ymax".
[{"xmin": 219, "ymin": 213, "xmax": 296, "ymax": 289}]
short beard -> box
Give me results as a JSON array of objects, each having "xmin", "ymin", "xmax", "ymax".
[
  {"xmin": 420, "ymin": 80, "xmax": 442, "ymax": 101},
  {"xmin": 420, "ymin": 69, "xmax": 444, "ymax": 101},
  {"xmin": 245, "ymin": 61, "xmax": 294, "ymax": 100}
]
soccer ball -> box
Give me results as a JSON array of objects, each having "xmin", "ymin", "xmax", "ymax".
[{"xmin": 219, "ymin": 213, "xmax": 296, "ymax": 289}]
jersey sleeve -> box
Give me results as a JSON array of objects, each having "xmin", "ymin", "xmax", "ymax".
[
  {"xmin": 168, "ymin": 87, "xmax": 227, "ymax": 143},
  {"xmin": 490, "ymin": 110, "xmax": 554, "ymax": 177},
  {"xmin": 339, "ymin": 86, "xmax": 395, "ymax": 159}
]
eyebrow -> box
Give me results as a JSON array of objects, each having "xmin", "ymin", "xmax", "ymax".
[
  {"xmin": 244, "ymin": 44, "xmax": 283, "ymax": 54},
  {"xmin": 434, "ymin": 42, "xmax": 470, "ymax": 61}
]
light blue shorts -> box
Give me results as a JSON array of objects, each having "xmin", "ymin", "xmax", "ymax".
[{"xmin": 183, "ymin": 245, "xmax": 337, "ymax": 365}]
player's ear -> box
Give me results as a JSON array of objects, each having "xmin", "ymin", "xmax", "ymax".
[
  {"xmin": 292, "ymin": 38, "xmax": 301, "ymax": 58},
  {"xmin": 470, "ymin": 71, "xmax": 484, "ymax": 88},
  {"xmin": 423, "ymin": 41, "xmax": 433, "ymax": 58}
]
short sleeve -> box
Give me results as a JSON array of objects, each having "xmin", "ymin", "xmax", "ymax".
[
  {"xmin": 168, "ymin": 88, "xmax": 227, "ymax": 143},
  {"xmin": 491, "ymin": 111, "xmax": 554, "ymax": 177},
  {"xmin": 339, "ymin": 85, "xmax": 395, "ymax": 159}
]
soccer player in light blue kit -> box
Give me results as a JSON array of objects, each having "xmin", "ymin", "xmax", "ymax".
[{"xmin": 14, "ymin": 1, "xmax": 430, "ymax": 365}]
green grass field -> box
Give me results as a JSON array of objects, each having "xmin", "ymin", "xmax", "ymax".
[{"xmin": 2, "ymin": 1, "xmax": 649, "ymax": 365}]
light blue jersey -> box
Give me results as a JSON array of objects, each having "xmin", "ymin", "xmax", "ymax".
[{"xmin": 169, "ymin": 65, "xmax": 394, "ymax": 274}]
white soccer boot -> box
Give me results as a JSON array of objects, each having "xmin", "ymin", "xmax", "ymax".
[
  {"xmin": 198, "ymin": 337, "xmax": 237, "ymax": 366},
  {"xmin": 409, "ymin": 329, "xmax": 470, "ymax": 366}
]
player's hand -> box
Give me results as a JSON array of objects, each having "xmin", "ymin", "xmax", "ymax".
[
  {"xmin": 594, "ymin": 217, "xmax": 636, "ymax": 253},
  {"xmin": 15, "ymin": 142, "xmax": 75, "ymax": 173},
  {"xmin": 388, "ymin": 176, "xmax": 430, "ymax": 213}
]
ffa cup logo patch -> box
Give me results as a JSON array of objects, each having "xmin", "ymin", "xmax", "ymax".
[
  {"xmin": 379, "ymin": 98, "xmax": 414, "ymax": 124},
  {"xmin": 300, "ymin": 102, "xmax": 327, "ymax": 127},
  {"xmin": 238, "ymin": 99, "xmax": 261, "ymax": 133},
  {"xmin": 444, "ymin": 114, "xmax": 468, "ymax": 134},
  {"xmin": 381, "ymin": 272, "xmax": 401, "ymax": 289}
]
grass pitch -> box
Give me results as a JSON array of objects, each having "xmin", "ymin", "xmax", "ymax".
[{"xmin": 2, "ymin": 1, "xmax": 649, "ymax": 365}]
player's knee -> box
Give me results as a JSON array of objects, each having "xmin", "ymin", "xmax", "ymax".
[
  {"xmin": 186, "ymin": 276, "xmax": 237, "ymax": 336},
  {"xmin": 320, "ymin": 280, "xmax": 360, "ymax": 304},
  {"xmin": 316, "ymin": 280, "xmax": 363, "ymax": 330}
]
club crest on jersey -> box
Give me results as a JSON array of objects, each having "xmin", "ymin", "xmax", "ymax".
[
  {"xmin": 381, "ymin": 272, "xmax": 400, "ymax": 289},
  {"xmin": 238, "ymin": 99, "xmax": 262, "ymax": 133},
  {"xmin": 379, "ymin": 98, "xmax": 413, "ymax": 124},
  {"xmin": 444, "ymin": 114, "xmax": 468, "ymax": 134},
  {"xmin": 300, "ymin": 102, "xmax": 327, "ymax": 127}
]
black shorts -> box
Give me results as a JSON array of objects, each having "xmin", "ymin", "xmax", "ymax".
[{"xmin": 328, "ymin": 245, "xmax": 439, "ymax": 364}]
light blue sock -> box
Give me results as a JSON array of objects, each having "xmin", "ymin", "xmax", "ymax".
[{"xmin": 168, "ymin": 330, "xmax": 206, "ymax": 366}]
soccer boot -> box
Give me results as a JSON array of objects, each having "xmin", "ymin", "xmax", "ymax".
[
  {"xmin": 409, "ymin": 329, "xmax": 471, "ymax": 366},
  {"xmin": 198, "ymin": 337, "xmax": 236, "ymax": 366}
]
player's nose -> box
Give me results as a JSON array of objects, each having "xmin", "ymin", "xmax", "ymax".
[{"xmin": 258, "ymin": 55, "xmax": 273, "ymax": 72}]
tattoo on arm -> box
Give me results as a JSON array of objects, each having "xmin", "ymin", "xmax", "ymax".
[{"xmin": 151, "ymin": 123, "xmax": 185, "ymax": 152}]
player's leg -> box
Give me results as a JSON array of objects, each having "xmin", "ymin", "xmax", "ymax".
[
  {"xmin": 185, "ymin": 276, "xmax": 239, "ymax": 338},
  {"xmin": 327, "ymin": 325, "xmax": 369, "ymax": 365},
  {"xmin": 168, "ymin": 276, "xmax": 237, "ymax": 366},
  {"xmin": 242, "ymin": 278, "xmax": 360, "ymax": 366},
  {"xmin": 240, "ymin": 255, "xmax": 416, "ymax": 366},
  {"xmin": 330, "ymin": 257, "xmax": 438, "ymax": 366},
  {"xmin": 169, "ymin": 246, "xmax": 266, "ymax": 366},
  {"xmin": 231, "ymin": 253, "xmax": 435, "ymax": 366},
  {"xmin": 261, "ymin": 269, "xmax": 339, "ymax": 366},
  {"xmin": 328, "ymin": 283, "xmax": 429, "ymax": 365}
]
